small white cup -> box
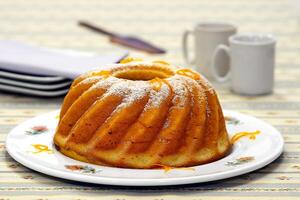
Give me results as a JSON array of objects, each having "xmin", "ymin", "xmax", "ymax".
[
  {"xmin": 212, "ymin": 34, "xmax": 276, "ymax": 95},
  {"xmin": 182, "ymin": 22, "xmax": 237, "ymax": 79}
]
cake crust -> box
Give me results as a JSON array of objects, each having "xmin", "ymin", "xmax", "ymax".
[{"xmin": 54, "ymin": 60, "xmax": 231, "ymax": 169}]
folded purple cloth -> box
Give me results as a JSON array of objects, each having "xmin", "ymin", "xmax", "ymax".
[{"xmin": 0, "ymin": 40, "xmax": 128, "ymax": 79}]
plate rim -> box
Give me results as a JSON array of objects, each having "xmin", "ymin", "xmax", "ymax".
[
  {"xmin": 0, "ymin": 84, "xmax": 69, "ymax": 97},
  {"xmin": 0, "ymin": 69, "xmax": 66, "ymax": 83},
  {"xmin": 6, "ymin": 109, "xmax": 284, "ymax": 186},
  {"xmin": 0, "ymin": 76, "xmax": 72, "ymax": 90}
]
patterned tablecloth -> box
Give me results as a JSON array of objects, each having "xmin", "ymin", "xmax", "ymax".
[{"xmin": 0, "ymin": 0, "xmax": 300, "ymax": 199}]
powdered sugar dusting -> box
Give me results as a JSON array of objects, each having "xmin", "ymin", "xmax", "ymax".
[
  {"xmin": 122, "ymin": 81, "xmax": 150, "ymax": 103},
  {"xmin": 144, "ymin": 83, "xmax": 170, "ymax": 110},
  {"xmin": 180, "ymin": 75, "xmax": 208, "ymax": 114},
  {"xmin": 79, "ymin": 64, "xmax": 214, "ymax": 118},
  {"xmin": 168, "ymin": 76, "xmax": 189, "ymax": 107},
  {"xmin": 89, "ymin": 76, "xmax": 121, "ymax": 90},
  {"xmin": 79, "ymin": 76, "xmax": 102, "ymax": 84},
  {"xmin": 104, "ymin": 80, "xmax": 150, "ymax": 113}
]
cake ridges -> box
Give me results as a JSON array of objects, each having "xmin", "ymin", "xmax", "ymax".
[{"xmin": 54, "ymin": 61, "xmax": 231, "ymax": 168}]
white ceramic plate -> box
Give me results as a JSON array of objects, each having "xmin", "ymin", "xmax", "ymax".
[
  {"xmin": 0, "ymin": 69, "xmax": 66, "ymax": 83},
  {"xmin": 0, "ymin": 77, "xmax": 71, "ymax": 90},
  {"xmin": 6, "ymin": 110, "xmax": 284, "ymax": 186},
  {"xmin": 0, "ymin": 84, "xmax": 69, "ymax": 97}
]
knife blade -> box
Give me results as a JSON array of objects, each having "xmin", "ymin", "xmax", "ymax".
[{"xmin": 78, "ymin": 21, "xmax": 166, "ymax": 54}]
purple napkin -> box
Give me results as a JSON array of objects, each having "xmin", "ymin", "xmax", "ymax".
[{"xmin": 0, "ymin": 40, "xmax": 128, "ymax": 79}]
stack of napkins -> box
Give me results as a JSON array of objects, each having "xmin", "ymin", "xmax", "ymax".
[{"xmin": 0, "ymin": 41, "xmax": 128, "ymax": 97}]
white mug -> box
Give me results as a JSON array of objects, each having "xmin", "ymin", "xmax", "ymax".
[
  {"xmin": 212, "ymin": 34, "xmax": 276, "ymax": 95},
  {"xmin": 182, "ymin": 22, "xmax": 237, "ymax": 78}
]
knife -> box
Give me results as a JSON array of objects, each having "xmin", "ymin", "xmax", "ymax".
[{"xmin": 78, "ymin": 21, "xmax": 166, "ymax": 54}]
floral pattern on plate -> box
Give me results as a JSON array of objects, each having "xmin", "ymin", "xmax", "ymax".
[
  {"xmin": 225, "ymin": 156, "xmax": 255, "ymax": 166},
  {"xmin": 25, "ymin": 126, "xmax": 48, "ymax": 135},
  {"xmin": 225, "ymin": 116, "xmax": 242, "ymax": 125},
  {"xmin": 65, "ymin": 165, "xmax": 101, "ymax": 174}
]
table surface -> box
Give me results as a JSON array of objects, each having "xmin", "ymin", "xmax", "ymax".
[{"xmin": 1, "ymin": 0, "xmax": 300, "ymax": 199}]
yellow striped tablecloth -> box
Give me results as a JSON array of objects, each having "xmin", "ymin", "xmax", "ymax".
[{"xmin": 0, "ymin": 0, "xmax": 300, "ymax": 199}]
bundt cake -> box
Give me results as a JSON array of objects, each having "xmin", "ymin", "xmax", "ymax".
[{"xmin": 54, "ymin": 59, "xmax": 231, "ymax": 169}]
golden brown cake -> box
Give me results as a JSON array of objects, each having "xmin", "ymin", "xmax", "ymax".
[{"xmin": 54, "ymin": 59, "xmax": 231, "ymax": 169}]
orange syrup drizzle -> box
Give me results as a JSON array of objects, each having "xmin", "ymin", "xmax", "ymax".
[
  {"xmin": 149, "ymin": 78, "xmax": 173, "ymax": 94},
  {"xmin": 31, "ymin": 144, "xmax": 53, "ymax": 154},
  {"xmin": 161, "ymin": 79, "xmax": 174, "ymax": 95},
  {"xmin": 120, "ymin": 57, "xmax": 143, "ymax": 64},
  {"xmin": 89, "ymin": 70, "xmax": 111, "ymax": 79},
  {"xmin": 152, "ymin": 164, "xmax": 195, "ymax": 173},
  {"xmin": 176, "ymin": 68, "xmax": 200, "ymax": 80},
  {"xmin": 149, "ymin": 77, "xmax": 163, "ymax": 91},
  {"xmin": 96, "ymin": 70, "xmax": 111, "ymax": 79},
  {"xmin": 230, "ymin": 130, "xmax": 261, "ymax": 144},
  {"xmin": 152, "ymin": 60, "xmax": 170, "ymax": 65}
]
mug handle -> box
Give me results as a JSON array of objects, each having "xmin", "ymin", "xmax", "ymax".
[
  {"xmin": 182, "ymin": 29, "xmax": 195, "ymax": 66},
  {"xmin": 211, "ymin": 44, "xmax": 231, "ymax": 82}
]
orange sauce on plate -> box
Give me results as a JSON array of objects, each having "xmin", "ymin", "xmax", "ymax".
[
  {"xmin": 230, "ymin": 130, "xmax": 261, "ymax": 144},
  {"xmin": 31, "ymin": 144, "xmax": 53, "ymax": 154},
  {"xmin": 152, "ymin": 164, "xmax": 195, "ymax": 173}
]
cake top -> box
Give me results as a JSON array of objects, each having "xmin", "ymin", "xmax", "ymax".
[
  {"xmin": 78, "ymin": 58, "xmax": 204, "ymax": 81},
  {"xmin": 72, "ymin": 57, "xmax": 215, "ymax": 99}
]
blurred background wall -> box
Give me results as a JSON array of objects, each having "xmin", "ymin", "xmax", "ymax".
[{"xmin": 0, "ymin": 0, "xmax": 299, "ymax": 66}]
